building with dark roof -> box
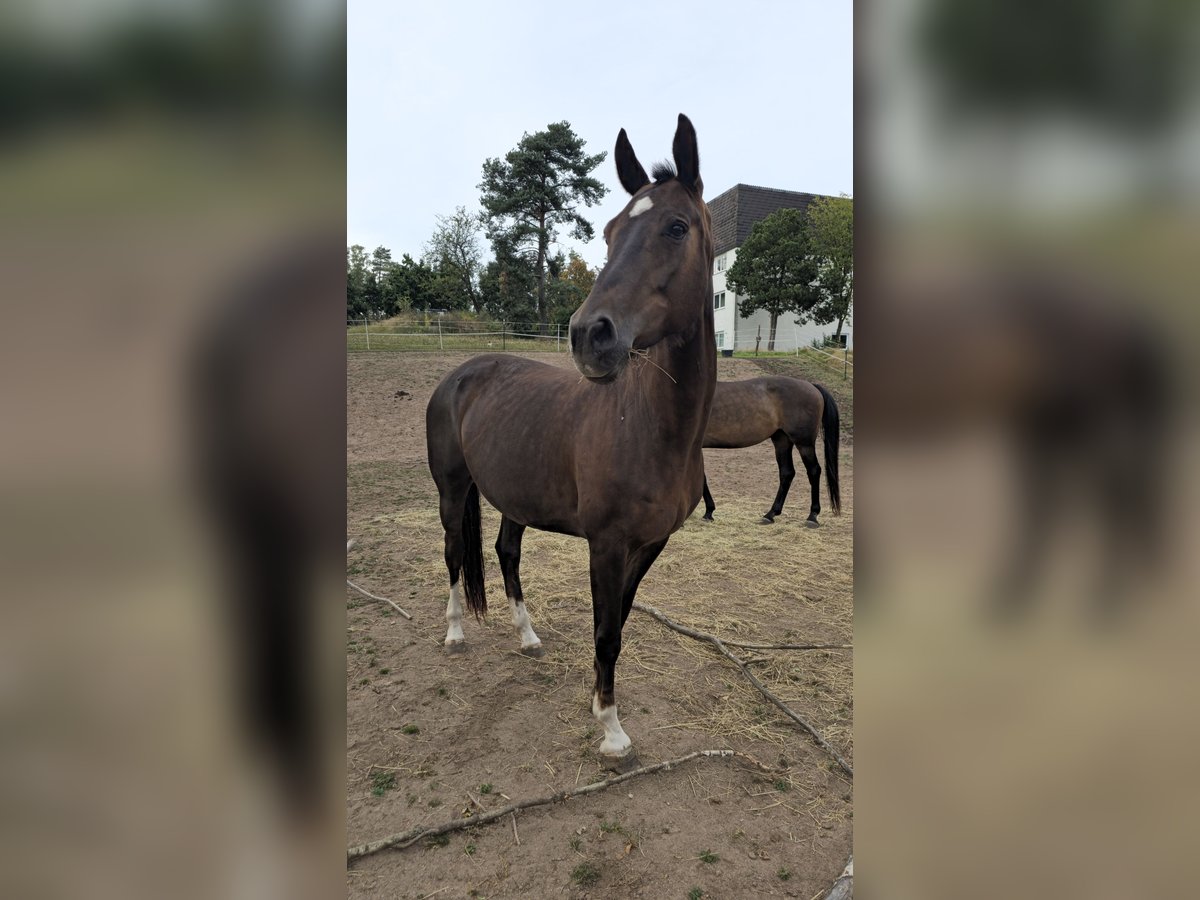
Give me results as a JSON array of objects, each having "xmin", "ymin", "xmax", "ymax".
[{"xmin": 707, "ymin": 184, "xmax": 851, "ymax": 352}]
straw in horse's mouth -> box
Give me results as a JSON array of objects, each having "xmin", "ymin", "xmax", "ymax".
[{"xmin": 628, "ymin": 348, "xmax": 677, "ymax": 384}]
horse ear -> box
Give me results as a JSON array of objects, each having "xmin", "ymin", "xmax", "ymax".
[
  {"xmin": 672, "ymin": 114, "xmax": 702, "ymax": 195},
  {"xmin": 615, "ymin": 128, "xmax": 650, "ymax": 195}
]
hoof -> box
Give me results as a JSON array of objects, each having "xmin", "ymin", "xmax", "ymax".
[
  {"xmin": 600, "ymin": 749, "xmax": 641, "ymax": 774},
  {"xmin": 444, "ymin": 640, "xmax": 467, "ymax": 656},
  {"xmin": 805, "ymin": 518, "xmax": 820, "ymax": 529},
  {"xmin": 758, "ymin": 516, "xmax": 776, "ymax": 525},
  {"xmin": 702, "ymin": 514, "xmax": 714, "ymax": 522},
  {"xmin": 519, "ymin": 643, "xmax": 545, "ymax": 659}
]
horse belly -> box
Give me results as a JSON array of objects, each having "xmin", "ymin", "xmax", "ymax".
[
  {"xmin": 459, "ymin": 416, "xmax": 583, "ymax": 536},
  {"xmin": 704, "ymin": 402, "xmax": 777, "ymax": 448}
]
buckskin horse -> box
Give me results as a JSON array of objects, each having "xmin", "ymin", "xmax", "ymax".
[
  {"xmin": 701, "ymin": 376, "xmax": 841, "ymax": 526},
  {"xmin": 425, "ymin": 115, "xmax": 715, "ymax": 766}
]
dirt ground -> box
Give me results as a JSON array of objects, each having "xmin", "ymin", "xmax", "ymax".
[{"xmin": 347, "ymin": 350, "xmax": 853, "ymax": 899}]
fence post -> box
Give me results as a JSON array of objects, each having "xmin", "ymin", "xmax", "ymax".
[
  {"xmin": 438, "ymin": 316, "xmax": 444, "ymax": 351},
  {"xmin": 502, "ymin": 323, "xmax": 506, "ymax": 351},
  {"xmin": 844, "ymin": 344, "xmax": 848, "ymax": 380},
  {"xmin": 364, "ymin": 317, "xmax": 370, "ymax": 350},
  {"xmin": 556, "ymin": 323, "xmax": 561, "ymax": 352}
]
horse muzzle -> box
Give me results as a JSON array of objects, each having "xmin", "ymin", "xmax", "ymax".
[{"xmin": 569, "ymin": 313, "xmax": 629, "ymax": 382}]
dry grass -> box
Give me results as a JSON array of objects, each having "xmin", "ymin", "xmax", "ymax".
[
  {"xmin": 350, "ymin": 489, "xmax": 853, "ymax": 773},
  {"xmin": 347, "ymin": 351, "xmax": 854, "ymax": 895}
]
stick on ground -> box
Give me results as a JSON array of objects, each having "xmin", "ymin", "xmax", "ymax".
[
  {"xmin": 720, "ymin": 639, "xmax": 851, "ymax": 651},
  {"xmin": 632, "ymin": 601, "xmax": 853, "ymax": 779},
  {"xmin": 346, "ymin": 537, "xmax": 413, "ymax": 620},
  {"xmin": 347, "ymin": 579, "xmax": 413, "ymax": 620},
  {"xmin": 347, "ymin": 749, "xmax": 737, "ymax": 862}
]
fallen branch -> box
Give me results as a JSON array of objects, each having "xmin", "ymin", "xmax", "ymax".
[
  {"xmin": 347, "ymin": 749, "xmax": 736, "ymax": 862},
  {"xmin": 632, "ymin": 601, "xmax": 853, "ymax": 779},
  {"xmin": 720, "ymin": 639, "xmax": 851, "ymax": 651},
  {"xmin": 629, "ymin": 603, "xmax": 848, "ymax": 653},
  {"xmin": 824, "ymin": 854, "xmax": 853, "ymax": 900},
  {"xmin": 346, "ymin": 579, "xmax": 413, "ymax": 621},
  {"xmin": 346, "ymin": 538, "xmax": 413, "ymax": 620}
]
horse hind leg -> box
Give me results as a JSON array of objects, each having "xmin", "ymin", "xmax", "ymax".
[
  {"xmin": 496, "ymin": 516, "xmax": 543, "ymax": 657},
  {"xmin": 701, "ymin": 472, "xmax": 716, "ymax": 521},
  {"xmin": 438, "ymin": 488, "xmax": 470, "ymax": 654},
  {"xmin": 797, "ymin": 439, "xmax": 822, "ymax": 528},
  {"xmin": 433, "ymin": 465, "xmax": 488, "ymax": 655},
  {"xmin": 761, "ymin": 431, "xmax": 796, "ymax": 524}
]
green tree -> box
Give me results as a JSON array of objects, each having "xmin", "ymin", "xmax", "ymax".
[
  {"xmin": 369, "ymin": 245, "xmax": 396, "ymax": 313},
  {"xmin": 346, "ymin": 244, "xmax": 372, "ymax": 319},
  {"xmin": 724, "ymin": 208, "xmax": 819, "ymax": 351},
  {"xmin": 805, "ymin": 195, "xmax": 853, "ymax": 340},
  {"xmin": 425, "ymin": 207, "xmax": 484, "ymax": 312},
  {"xmin": 478, "ymin": 231, "xmax": 538, "ymax": 322},
  {"xmin": 545, "ymin": 249, "xmax": 598, "ymax": 325},
  {"xmin": 391, "ymin": 253, "xmax": 437, "ymax": 312},
  {"xmin": 478, "ymin": 122, "xmax": 608, "ymax": 329}
]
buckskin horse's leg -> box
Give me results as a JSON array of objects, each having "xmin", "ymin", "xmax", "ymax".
[
  {"xmin": 496, "ymin": 516, "xmax": 543, "ymax": 657},
  {"xmin": 701, "ymin": 474, "xmax": 716, "ymax": 521},
  {"xmin": 588, "ymin": 540, "xmax": 634, "ymax": 765},
  {"xmin": 797, "ymin": 438, "xmax": 822, "ymax": 528},
  {"xmin": 762, "ymin": 431, "xmax": 796, "ymax": 523}
]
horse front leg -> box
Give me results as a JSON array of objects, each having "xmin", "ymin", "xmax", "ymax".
[{"xmin": 588, "ymin": 541, "xmax": 634, "ymax": 766}]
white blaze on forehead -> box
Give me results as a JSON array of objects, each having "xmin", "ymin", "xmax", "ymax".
[{"xmin": 629, "ymin": 195, "xmax": 654, "ymax": 218}]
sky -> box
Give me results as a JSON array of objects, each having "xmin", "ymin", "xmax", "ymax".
[{"xmin": 348, "ymin": 1, "xmax": 852, "ymax": 271}]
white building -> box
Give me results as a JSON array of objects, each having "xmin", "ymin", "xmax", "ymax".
[{"xmin": 708, "ymin": 184, "xmax": 852, "ymax": 353}]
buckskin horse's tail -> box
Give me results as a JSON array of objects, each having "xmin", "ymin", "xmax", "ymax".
[
  {"xmin": 815, "ymin": 383, "xmax": 841, "ymax": 514},
  {"xmin": 462, "ymin": 483, "xmax": 487, "ymax": 618}
]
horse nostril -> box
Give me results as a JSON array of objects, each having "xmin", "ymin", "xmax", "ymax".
[
  {"xmin": 588, "ymin": 316, "xmax": 617, "ymax": 353},
  {"xmin": 569, "ymin": 321, "xmax": 586, "ymax": 354}
]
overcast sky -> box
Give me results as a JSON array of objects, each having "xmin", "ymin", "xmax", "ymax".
[{"xmin": 348, "ymin": 1, "xmax": 852, "ymax": 270}]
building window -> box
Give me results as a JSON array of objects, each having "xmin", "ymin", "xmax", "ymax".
[
  {"xmin": 716, "ymin": 254, "xmax": 727, "ymax": 272},
  {"xmin": 713, "ymin": 291, "xmax": 726, "ymax": 310},
  {"xmin": 715, "ymin": 331, "xmax": 725, "ymax": 348}
]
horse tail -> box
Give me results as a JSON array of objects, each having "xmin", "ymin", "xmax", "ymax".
[
  {"xmin": 461, "ymin": 482, "xmax": 487, "ymax": 618},
  {"xmin": 815, "ymin": 383, "xmax": 841, "ymax": 514}
]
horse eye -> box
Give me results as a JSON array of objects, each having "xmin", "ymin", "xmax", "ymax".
[{"xmin": 668, "ymin": 221, "xmax": 688, "ymax": 239}]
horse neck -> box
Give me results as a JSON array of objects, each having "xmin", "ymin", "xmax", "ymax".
[{"xmin": 626, "ymin": 285, "xmax": 716, "ymax": 446}]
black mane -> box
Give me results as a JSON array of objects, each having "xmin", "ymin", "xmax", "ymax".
[{"xmin": 650, "ymin": 160, "xmax": 676, "ymax": 183}]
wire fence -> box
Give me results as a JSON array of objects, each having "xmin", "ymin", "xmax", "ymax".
[
  {"xmin": 347, "ymin": 318, "xmax": 570, "ymax": 353},
  {"xmin": 347, "ymin": 317, "xmax": 853, "ymax": 378},
  {"xmin": 720, "ymin": 329, "xmax": 854, "ymax": 378}
]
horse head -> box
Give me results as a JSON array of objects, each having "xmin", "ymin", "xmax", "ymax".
[{"xmin": 570, "ymin": 114, "xmax": 714, "ymax": 383}]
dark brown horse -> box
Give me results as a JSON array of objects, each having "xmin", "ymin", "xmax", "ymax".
[
  {"xmin": 425, "ymin": 115, "xmax": 715, "ymax": 765},
  {"xmin": 701, "ymin": 377, "xmax": 841, "ymax": 526}
]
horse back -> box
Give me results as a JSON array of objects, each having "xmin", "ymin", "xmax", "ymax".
[
  {"xmin": 703, "ymin": 376, "xmax": 824, "ymax": 448},
  {"xmin": 427, "ymin": 355, "xmax": 588, "ymax": 534},
  {"xmin": 704, "ymin": 378, "xmax": 785, "ymax": 448}
]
